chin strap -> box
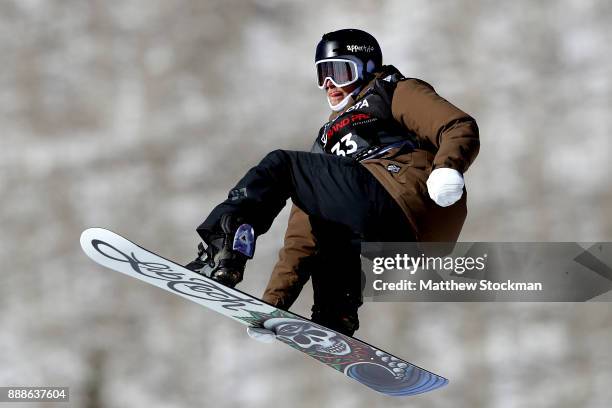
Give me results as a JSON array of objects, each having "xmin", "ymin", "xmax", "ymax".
[{"xmin": 328, "ymin": 86, "xmax": 362, "ymax": 111}]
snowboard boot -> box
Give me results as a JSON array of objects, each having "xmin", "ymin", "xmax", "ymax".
[
  {"xmin": 185, "ymin": 214, "xmax": 255, "ymax": 288},
  {"xmin": 311, "ymin": 304, "xmax": 360, "ymax": 337}
]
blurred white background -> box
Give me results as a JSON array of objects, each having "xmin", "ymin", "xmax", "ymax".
[{"xmin": 1, "ymin": 0, "xmax": 611, "ymax": 407}]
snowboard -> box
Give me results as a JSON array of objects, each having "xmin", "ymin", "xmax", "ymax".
[{"xmin": 80, "ymin": 228, "xmax": 448, "ymax": 397}]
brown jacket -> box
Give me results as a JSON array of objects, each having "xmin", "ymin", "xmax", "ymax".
[{"xmin": 263, "ymin": 73, "xmax": 480, "ymax": 308}]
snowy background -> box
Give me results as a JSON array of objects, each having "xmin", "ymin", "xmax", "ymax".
[{"xmin": 1, "ymin": 0, "xmax": 611, "ymax": 407}]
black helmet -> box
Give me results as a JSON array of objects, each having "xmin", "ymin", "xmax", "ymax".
[{"xmin": 315, "ymin": 29, "xmax": 382, "ymax": 76}]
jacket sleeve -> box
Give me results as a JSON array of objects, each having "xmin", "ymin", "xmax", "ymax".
[
  {"xmin": 391, "ymin": 79, "xmax": 480, "ymax": 173},
  {"xmin": 262, "ymin": 204, "xmax": 316, "ymax": 309}
]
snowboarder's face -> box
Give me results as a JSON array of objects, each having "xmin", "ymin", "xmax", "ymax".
[{"xmin": 324, "ymin": 78, "xmax": 359, "ymax": 107}]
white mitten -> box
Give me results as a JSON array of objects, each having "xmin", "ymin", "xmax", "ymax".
[
  {"xmin": 246, "ymin": 326, "xmax": 276, "ymax": 343},
  {"xmin": 426, "ymin": 168, "xmax": 465, "ymax": 207}
]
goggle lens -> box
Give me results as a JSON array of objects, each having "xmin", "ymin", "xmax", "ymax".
[{"xmin": 316, "ymin": 59, "xmax": 358, "ymax": 88}]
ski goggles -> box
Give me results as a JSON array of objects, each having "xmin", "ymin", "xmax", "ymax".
[{"xmin": 316, "ymin": 58, "xmax": 359, "ymax": 89}]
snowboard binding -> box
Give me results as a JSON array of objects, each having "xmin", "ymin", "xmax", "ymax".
[{"xmin": 186, "ymin": 214, "xmax": 255, "ymax": 288}]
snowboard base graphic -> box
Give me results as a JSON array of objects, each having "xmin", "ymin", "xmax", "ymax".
[{"xmin": 80, "ymin": 228, "xmax": 448, "ymax": 397}]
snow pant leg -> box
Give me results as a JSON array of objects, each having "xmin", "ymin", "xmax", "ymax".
[
  {"xmin": 307, "ymin": 218, "xmax": 364, "ymax": 336},
  {"xmin": 197, "ymin": 149, "xmax": 415, "ymax": 241}
]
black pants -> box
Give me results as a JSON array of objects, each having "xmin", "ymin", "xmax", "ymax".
[
  {"xmin": 199, "ymin": 150, "xmax": 414, "ymax": 240},
  {"xmin": 198, "ymin": 150, "xmax": 415, "ymax": 334}
]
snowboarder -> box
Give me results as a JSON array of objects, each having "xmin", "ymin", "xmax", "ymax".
[{"xmin": 186, "ymin": 29, "xmax": 479, "ymax": 338}]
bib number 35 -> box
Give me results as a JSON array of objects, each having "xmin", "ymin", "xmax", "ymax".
[{"xmin": 331, "ymin": 133, "xmax": 358, "ymax": 156}]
